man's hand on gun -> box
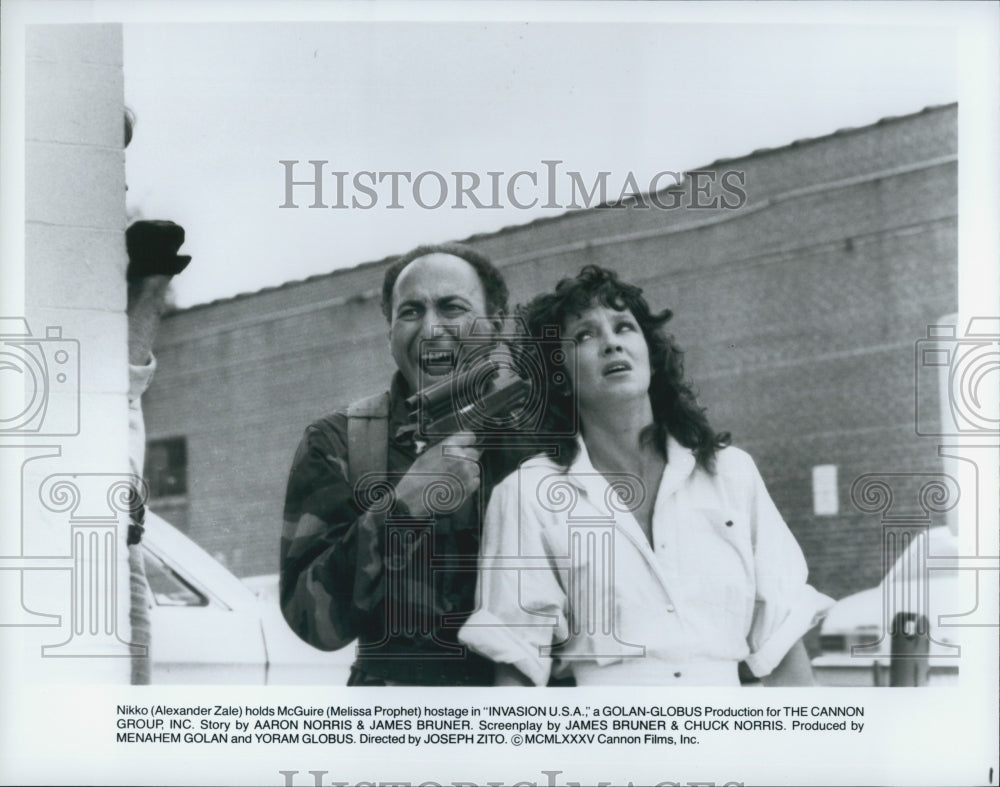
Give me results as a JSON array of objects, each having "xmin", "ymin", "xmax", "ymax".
[
  {"xmin": 392, "ymin": 431, "xmax": 483, "ymax": 519},
  {"xmin": 406, "ymin": 346, "xmax": 530, "ymax": 444},
  {"xmin": 394, "ymin": 344, "xmax": 531, "ymax": 518}
]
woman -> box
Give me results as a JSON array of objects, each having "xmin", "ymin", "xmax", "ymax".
[{"xmin": 458, "ymin": 265, "xmax": 832, "ymax": 686}]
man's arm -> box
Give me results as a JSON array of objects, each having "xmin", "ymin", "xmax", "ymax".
[
  {"xmin": 280, "ymin": 420, "xmax": 484, "ymax": 652},
  {"xmin": 128, "ymin": 275, "xmax": 171, "ymax": 367},
  {"xmin": 125, "ymin": 220, "xmax": 189, "ymax": 686},
  {"xmin": 279, "ymin": 415, "xmax": 379, "ymax": 651}
]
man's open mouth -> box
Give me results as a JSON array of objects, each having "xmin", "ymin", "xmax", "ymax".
[{"xmin": 421, "ymin": 348, "xmax": 457, "ymax": 376}]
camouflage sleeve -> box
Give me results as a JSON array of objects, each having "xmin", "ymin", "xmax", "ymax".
[{"xmin": 279, "ymin": 414, "xmax": 385, "ymax": 651}]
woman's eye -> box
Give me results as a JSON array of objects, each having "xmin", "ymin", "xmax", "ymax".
[
  {"xmin": 574, "ymin": 330, "xmax": 592, "ymax": 342},
  {"xmin": 616, "ymin": 322, "xmax": 636, "ymax": 333}
]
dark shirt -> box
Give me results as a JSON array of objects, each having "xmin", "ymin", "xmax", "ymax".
[{"xmin": 280, "ymin": 373, "xmax": 527, "ymax": 685}]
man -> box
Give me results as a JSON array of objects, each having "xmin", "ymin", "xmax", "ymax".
[
  {"xmin": 280, "ymin": 243, "xmax": 524, "ymax": 686},
  {"xmin": 125, "ymin": 219, "xmax": 190, "ymax": 684},
  {"xmin": 124, "ymin": 108, "xmax": 193, "ymax": 684}
]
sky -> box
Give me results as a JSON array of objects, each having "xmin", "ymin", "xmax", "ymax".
[{"xmin": 122, "ymin": 15, "xmax": 961, "ymax": 308}]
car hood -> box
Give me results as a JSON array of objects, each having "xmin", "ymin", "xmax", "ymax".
[
  {"xmin": 821, "ymin": 576, "xmax": 959, "ymax": 635},
  {"xmin": 144, "ymin": 511, "xmax": 258, "ymax": 611},
  {"xmin": 821, "ymin": 587, "xmax": 881, "ymax": 633}
]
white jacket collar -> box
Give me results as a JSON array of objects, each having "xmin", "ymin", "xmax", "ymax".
[{"xmin": 560, "ymin": 432, "xmax": 697, "ymax": 502}]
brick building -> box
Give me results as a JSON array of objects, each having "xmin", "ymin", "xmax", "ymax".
[{"xmin": 142, "ymin": 104, "xmax": 957, "ymax": 602}]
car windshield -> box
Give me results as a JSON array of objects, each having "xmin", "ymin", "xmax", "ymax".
[{"xmin": 143, "ymin": 548, "xmax": 208, "ymax": 607}]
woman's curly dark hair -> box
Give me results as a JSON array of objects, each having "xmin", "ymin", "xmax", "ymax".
[{"xmin": 517, "ymin": 265, "xmax": 729, "ymax": 471}]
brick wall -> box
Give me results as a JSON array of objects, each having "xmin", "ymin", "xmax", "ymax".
[{"xmin": 144, "ymin": 105, "xmax": 957, "ymax": 601}]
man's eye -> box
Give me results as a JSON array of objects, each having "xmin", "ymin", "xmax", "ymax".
[
  {"xmin": 397, "ymin": 307, "xmax": 420, "ymax": 320},
  {"xmin": 440, "ymin": 303, "xmax": 469, "ymax": 316}
]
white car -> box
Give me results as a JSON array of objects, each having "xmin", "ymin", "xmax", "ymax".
[
  {"xmin": 811, "ymin": 526, "xmax": 962, "ymax": 686},
  {"xmin": 141, "ymin": 512, "xmax": 355, "ymax": 684}
]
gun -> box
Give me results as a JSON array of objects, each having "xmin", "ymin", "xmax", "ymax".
[{"xmin": 405, "ymin": 345, "xmax": 531, "ymax": 445}]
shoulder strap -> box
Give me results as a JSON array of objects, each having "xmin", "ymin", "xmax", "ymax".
[{"xmin": 345, "ymin": 391, "xmax": 391, "ymax": 488}]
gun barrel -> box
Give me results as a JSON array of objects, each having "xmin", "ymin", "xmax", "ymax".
[
  {"xmin": 412, "ymin": 372, "xmax": 531, "ymax": 441},
  {"xmin": 406, "ymin": 358, "xmax": 501, "ymax": 420}
]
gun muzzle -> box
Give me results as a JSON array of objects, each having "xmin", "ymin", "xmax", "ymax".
[{"xmin": 406, "ymin": 351, "xmax": 530, "ymax": 441}]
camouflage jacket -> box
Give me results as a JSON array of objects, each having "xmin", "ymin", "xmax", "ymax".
[{"xmin": 280, "ymin": 373, "xmax": 524, "ymax": 685}]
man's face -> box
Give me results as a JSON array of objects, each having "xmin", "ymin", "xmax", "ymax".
[{"xmin": 388, "ymin": 253, "xmax": 492, "ymax": 392}]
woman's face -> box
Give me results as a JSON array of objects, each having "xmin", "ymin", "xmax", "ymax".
[{"xmin": 562, "ymin": 304, "xmax": 651, "ymax": 411}]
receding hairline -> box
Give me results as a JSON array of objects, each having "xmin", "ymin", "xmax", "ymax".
[
  {"xmin": 380, "ymin": 241, "xmax": 508, "ymax": 322},
  {"xmin": 390, "ymin": 252, "xmax": 490, "ymax": 308}
]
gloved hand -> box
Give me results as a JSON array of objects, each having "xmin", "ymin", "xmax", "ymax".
[{"xmin": 126, "ymin": 220, "xmax": 192, "ymax": 280}]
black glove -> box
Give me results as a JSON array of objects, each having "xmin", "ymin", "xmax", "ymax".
[{"xmin": 126, "ymin": 220, "xmax": 192, "ymax": 280}]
